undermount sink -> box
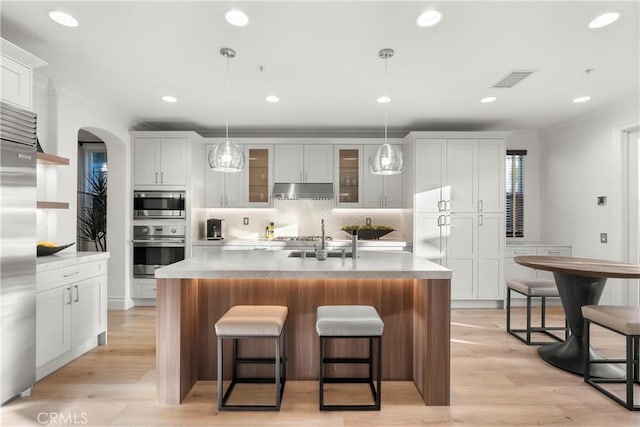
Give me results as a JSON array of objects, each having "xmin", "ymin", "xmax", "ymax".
[{"xmin": 288, "ymin": 250, "xmax": 352, "ymax": 258}]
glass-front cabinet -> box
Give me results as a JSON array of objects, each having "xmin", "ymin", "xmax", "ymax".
[
  {"xmin": 245, "ymin": 144, "xmax": 273, "ymax": 207},
  {"xmin": 334, "ymin": 145, "xmax": 363, "ymax": 208}
]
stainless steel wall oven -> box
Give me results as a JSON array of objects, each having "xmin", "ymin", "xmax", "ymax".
[
  {"xmin": 133, "ymin": 191, "xmax": 185, "ymax": 219},
  {"xmin": 132, "ymin": 225, "xmax": 185, "ymax": 278}
]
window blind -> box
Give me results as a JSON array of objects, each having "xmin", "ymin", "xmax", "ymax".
[{"xmin": 506, "ymin": 150, "xmax": 526, "ymax": 237}]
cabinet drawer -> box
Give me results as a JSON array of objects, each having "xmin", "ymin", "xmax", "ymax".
[
  {"xmin": 37, "ymin": 260, "xmax": 106, "ymax": 293},
  {"xmin": 132, "ymin": 280, "xmax": 157, "ymax": 299},
  {"xmin": 537, "ymin": 247, "xmax": 571, "ymax": 257},
  {"xmin": 506, "ymin": 247, "xmax": 536, "ymax": 258}
]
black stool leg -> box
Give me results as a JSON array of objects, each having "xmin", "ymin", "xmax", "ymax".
[
  {"xmin": 319, "ymin": 336, "xmax": 324, "ymax": 410},
  {"xmin": 541, "ymin": 296, "xmax": 547, "ymax": 328},
  {"xmin": 506, "ymin": 287, "xmax": 512, "ymax": 333},
  {"xmin": 275, "ymin": 335, "xmax": 281, "ymax": 410},
  {"xmin": 376, "ymin": 336, "xmax": 382, "ymax": 410},
  {"xmin": 526, "ymin": 295, "xmax": 532, "ymax": 344},
  {"xmin": 217, "ymin": 336, "xmax": 223, "ymax": 410},
  {"xmin": 584, "ymin": 319, "xmax": 591, "ymax": 383}
]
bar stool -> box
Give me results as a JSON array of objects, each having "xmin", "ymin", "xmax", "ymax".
[
  {"xmin": 214, "ymin": 305, "xmax": 288, "ymax": 411},
  {"xmin": 316, "ymin": 305, "xmax": 383, "ymax": 411},
  {"xmin": 583, "ymin": 305, "xmax": 640, "ymax": 411},
  {"xmin": 506, "ymin": 278, "xmax": 568, "ymax": 345}
]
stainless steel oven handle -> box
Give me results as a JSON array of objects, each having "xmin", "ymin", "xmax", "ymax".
[{"xmin": 132, "ymin": 240, "xmax": 185, "ymax": 247}]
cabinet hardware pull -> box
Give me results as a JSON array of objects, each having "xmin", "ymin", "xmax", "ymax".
[
  {"xmin": 220, "ymin": 195, "xmax": 224, "ymax": 206},
  {"xmin": 548, "ymin": 251, "xmax": 562, "ymax": 255},
  {"xmin": 446, "ymin": 215, "xmax": 451, "ymax": 226},
  {"xmin": 66, "ymin": 287, "xmax": 72, "ymax": 305},
  {"xmin": 300, "ymin": 171, "xmax": 303, "ymax": 182},
  {"xmin": 437, "ymin": 215, "xmax": 444, "ymax": 226},
  {"xmin": 64, "ymin": 271, "xmax": 80, "ymax": 278},
  {"xmin": 74, "ymin": 285, "xmax": 79, "ymax": 302},
  {"xmin": 384, "ymin": 196, "xmax": 388, "ymax": 207},
  {"xmin": 478, "ymin": 200, "xmax": 483, "ymax": 211},
  {"xmin": 161, "ymin": 172, "xmax": 164, "ymax": 183},
  {"xmin": 437, "ymin": 200, "xmax": 443, "ymax": 211},
  {"xmin": 379, "ymin": 196, "xmax": 382, "ymax": 207},
  {"xmin": 479, "ymin": 214, "xmax": 483, "ymax": 226},
  {"xmin": 155, "ymin": 172, "xmax": 158, "ymax": 184}
]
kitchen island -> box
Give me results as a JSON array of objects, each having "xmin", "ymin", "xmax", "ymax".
[{"xmin": 154, "ymin": 250, "xmax": 451, "ymax": 406}]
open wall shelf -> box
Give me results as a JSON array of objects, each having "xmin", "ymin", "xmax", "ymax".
[{"xmin": 37, "ymin": 152, "xmax": 69, "ymax": 166}]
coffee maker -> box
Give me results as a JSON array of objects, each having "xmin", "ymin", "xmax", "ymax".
[{"xmin": 206, "ymin": 218, "xmax": 224, "ymax": 240}]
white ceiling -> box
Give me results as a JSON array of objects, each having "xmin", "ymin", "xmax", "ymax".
[{"xmin": 1, "ymin": 1, "xmax": 638, "ymax": 135}]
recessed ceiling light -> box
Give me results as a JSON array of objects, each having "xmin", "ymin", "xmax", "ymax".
[
  {"xmin": 162, "ymin": 96, "xmax": 177, "ymax": 103},
  {"xmin": 588, "ymin": 12, "xmax": 620, "ymax": 29},
  {"xmin": 377, "ymin": 96, "xmax": 391, "ymax": 104},
  {"xmin": 47, "ymin": 10, "xmax": 79, "ymax": 27},
  {"xmin": 416, "ymin": 10, "xmax": 442, "ymax": 28},
  {"xmin": 573, "ymin": 96, "xmax": 591, "ymax": 103},
  {"xmin": 480, "ymin": 96, "xmax": 497, "ymax": 103},
  {"xmin": 265, "ymin": 95, "xmax": 279, "ymax": 103},
  {"xmin": 225, "ymin": 10, "xmax": 249, "ymax": 27}
]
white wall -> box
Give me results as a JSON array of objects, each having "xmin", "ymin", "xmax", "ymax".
[
  {"xmin": 506, "ymin": 131, "xmax": 541, "ymax": 243},
  {"xmin": 540, "ymin": 99, "xmax": 640, "ymax": 304},
  {"xmin": 34, "ymin": 78, "xmax": 136, "ymax": 310}
]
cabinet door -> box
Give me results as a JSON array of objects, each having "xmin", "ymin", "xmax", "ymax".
[
  {"xmin": 159, "ymin": 139, "xmax": 187, "ymax": 185},
  {"xmin": 246, "ymin": 145, "xmax": 272, "ymax": 207},
  {"xmin": 415, "ymin": 139, "xmax": 446, "ymax": 212},
  {"xmin": 36, "ymin": 286, "xmax": 71, "ymax": 367},
  {"xmin": 224, "ymin": 169, "xmax": 245, "ymax": 207},
  {"xmin": 204, "ymin": 144, "xmax": 225, "ymax": 207},
  {"xmin": 71, "ymin": 276, "xmax": 103, "ymax": 348},
  {"xmin": 448, "ymin": 213, "xmax": 476, "ymax": 299},
  {"xmin": 362, "ymin": 145, "xmax": 382, "ymax": 208},
  {"xmin": 134, "ymin": 139, "xmax": 161, "ymax": 185},
  {"xmin": 383, "ymin": 166, "xmax": 403, "ymax": 208},
  {"xmin": 336, "ymin": 145, "xmax": 363, "ymax": 207},
  {"xmin": 477, "ymin": 213, "xmax": 505, "ymax": 299},
  {"xmin": 274, "ymin": 145, "xmax": 304, "ymax": 182},
  {"xmin": 304, "ymin": 145, "xmax": 333, "ymax": 182},
  {"xmin": 477, "ymin": 139, "xmax": 505, "ymax": 212},
  {"xmin": 414, "ymin": 213, "xmax": 446, "ymax": 264},
  {"xmin": 446, "ymin": 139, "xmax": 476, "ymax": 213},
  {"xmin": 1, "ymin": 54, "xmax": 32, "ymax": 110}
]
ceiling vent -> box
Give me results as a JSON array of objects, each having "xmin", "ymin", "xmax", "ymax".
[{"xmin": 492, "ymin": 70, "xmax": 536, "ymax": 88}]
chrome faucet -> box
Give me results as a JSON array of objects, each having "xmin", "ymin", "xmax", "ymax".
[
  {"xmin": 316, "ymin": 219, "xmax": 328, "ymax": 260},
  {"xmin": 321, "ymin": 219, "xmax": 326, "ymax": 249},
  {"xmin": 351, "ymin": 230, "xmax": 358, "ymax": 258}
]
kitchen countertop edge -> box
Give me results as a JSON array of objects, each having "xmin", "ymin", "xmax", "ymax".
[{"xmin": 36, "ymin": 251, "xmax": 110, "ymax": 272}]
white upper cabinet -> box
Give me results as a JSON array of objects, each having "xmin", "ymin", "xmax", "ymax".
[
  {"xmin": 245, "ymin": 145, "xmax": 273, "ymax": 207},
  {"xmin": 134, "ymin": 138, "xmax": 187, "ymax": 186},
  {"xmin": 274, "ymin": 144, "xmax": 333, "ymax": 183},
  {"xmin": 477, "ymin": 139, "xmax": 506, "ymax": 212},
  {"xmin": 414, "ymin": 137, "xmax": 504, "ymax": 213},
  {"xmin": 1, "ymin": 39, "xmax": 47, "ymax": 111},
  {"xmin": 362, "ymin": 144, "xmax": 403, "ymax": 208}
]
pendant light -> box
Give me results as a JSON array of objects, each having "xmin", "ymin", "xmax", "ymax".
[
  {"xmin": 208, "ymin": 47, "xmax": 245, "ymax": 172},
  {"xmin": 369, "ymin": 48, "xmax": 403, "ymax": 175}
]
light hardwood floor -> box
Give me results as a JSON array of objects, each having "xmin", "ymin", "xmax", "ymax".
[{"xmin": 2, "ymin": 307, "xmax": 639, "ymax": 426}]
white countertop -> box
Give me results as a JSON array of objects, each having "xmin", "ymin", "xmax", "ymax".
[
  {"xmin": 155, "ymin": 250, "xmax": 449, "ymax": 280},
  {"xmin": 193, "ymin": 239, "xmax": 411, "ymax": 249},
  {"xmin": 36, "ymin": 251, "xmax": 110, "ymax": 272}
]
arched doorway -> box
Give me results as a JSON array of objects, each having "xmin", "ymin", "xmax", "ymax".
[{"xmin": 77, "ymin": 129, "xmax": 107, "ymax": 252}]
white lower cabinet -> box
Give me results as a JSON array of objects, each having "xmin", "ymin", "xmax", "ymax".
[
  {"xmin": 36, "ymin": 256, "xmax": 108, "ymax": 380},
  {"xmin": 505, "ymin": 244, "xmax": 572, "ymax": 300},
  {"xmin": 415, "ymin": 213, "xmax": 504, "ymax": 300}
]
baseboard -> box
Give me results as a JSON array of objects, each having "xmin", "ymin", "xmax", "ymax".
[
  {"xmin": 132, "ymin": 298, "xmax": 156, "ymax": 307},
  {"xmin": 108, "ymin": 297, "xmax": 135, "ymax": 310}
]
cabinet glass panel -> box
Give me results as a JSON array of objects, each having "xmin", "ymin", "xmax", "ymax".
[
  {"xmin": 248, "ymin": 148, "xmax": 269, "ymax": 203},
  {"xmin": 338, "ymin": 149, "xmax": 359, "ymax": 203}
]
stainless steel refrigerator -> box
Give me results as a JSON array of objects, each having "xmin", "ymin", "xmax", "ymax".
[{"xmin": 1, "ymin": 101, "xmax": 37, "ymax": 404}]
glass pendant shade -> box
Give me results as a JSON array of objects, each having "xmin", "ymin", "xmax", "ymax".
[
  {"xmin": 208, "ymin": 140, "xmax": 244, "ymax": 172},
  {"xmin": 369, "ymin": 143, "xmax": 404, "ymax": 175}
]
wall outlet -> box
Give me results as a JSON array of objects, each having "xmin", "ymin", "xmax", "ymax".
[
  {"xmin": 243, "ymin": 217, "xmax": 249, "ymax": 225},
  {"xmin": 597, "ymin": 196, "xmax": 607, "ymax": 206},
  {"xmin": 365, "ymin": 218, "xmax": 372, "ymax": 226},
  {"xmin": 600, "ymin": 233, "xmax": 608, "ymax": 243}
]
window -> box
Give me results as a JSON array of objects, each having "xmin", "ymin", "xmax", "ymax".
[{"xmin": 506, "ymin": 150, "xmax": 526, "ymax": 237}]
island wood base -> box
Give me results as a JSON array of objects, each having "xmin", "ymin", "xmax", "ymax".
[{"xmin": 156, "ymin": 277, "xmax": 450, "ymax": 406}]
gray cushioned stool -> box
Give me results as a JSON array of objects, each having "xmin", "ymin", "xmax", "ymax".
[
  {"xmin": 316, "ymin": 305, "xmax": 384, "ymax": 411},
  {"xmin": 506, "ymin": 278, "xmax": 568, "ymax": 345},
  {"xmin": 215, "ymin": 305, "xmax": 288, "ymax": 411},
  {"xmin": 583, "ymin": 305, "xmax": 640, "ymax": 411}
]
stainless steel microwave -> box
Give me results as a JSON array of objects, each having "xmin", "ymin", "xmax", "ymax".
[{"xmin": 133, "ymin": 191, "xmax": 185, "ymax": 219}]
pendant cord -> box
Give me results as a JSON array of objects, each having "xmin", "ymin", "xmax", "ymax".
[
  {"xmin": 225, "ymin": 54, "xmax": 230, "ymax": 141},
  {"xmin": 384, "ymin": 56, "xmax": 388, "ymax": 144}
]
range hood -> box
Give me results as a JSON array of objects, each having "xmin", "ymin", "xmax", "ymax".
[{"xmin": 272, "ymin": 183, "xmax": 334, "ymax": 200}]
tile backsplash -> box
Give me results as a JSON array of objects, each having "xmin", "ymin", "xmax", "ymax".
[{"xmin": 193, "ymin": 200, "xmax": 407, "ymax": 241}]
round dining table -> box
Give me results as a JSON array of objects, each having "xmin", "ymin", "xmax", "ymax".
[{"xmin": 514, "ymin": 255, "xmax": 640, "ymax": 378}]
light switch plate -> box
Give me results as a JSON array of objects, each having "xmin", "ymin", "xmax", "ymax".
[
  {"xmin": 365, "ymin": 218, "xmax": 372, "ymax": 226},
  {"xmin": 600, "ymin": 233, "xmax": 608, "ymax": 243},
  {"xmin": 243, "ymin": 217, "xmax": 249, "ymax": 225}
]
